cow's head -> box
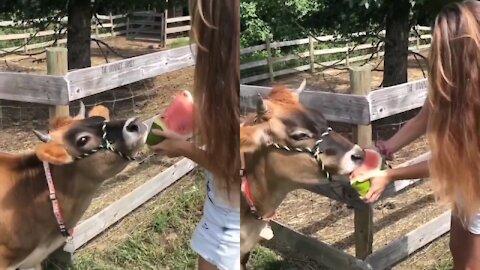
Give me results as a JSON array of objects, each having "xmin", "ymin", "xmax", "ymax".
[
  {"xmin": 240, "ymin": 81, "xmax": 365, "ymax": 186},
  {"xmin": 32, "ymin": 103, "xmax": 147, "ymax": 179}
]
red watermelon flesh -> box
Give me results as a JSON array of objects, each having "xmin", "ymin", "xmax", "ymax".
[
  {"xmin": 350, "ymin": 149, "xmax": 384, "ymax": 183},
  {"xmin": 161, "ymin": 90, "xmax": 194, "ymax": 136}
]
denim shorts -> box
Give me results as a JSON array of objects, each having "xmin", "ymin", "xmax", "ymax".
[{"xmin": 191, "ymin": 172, "xmax": 240, "ymax": 270}]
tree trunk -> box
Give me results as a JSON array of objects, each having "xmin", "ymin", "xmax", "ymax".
[
  {"xmin": 67, "ymin": 0, "xmax": 93, "ymax": 69},
  {"xmin": 383, "ymin": 0, "xmax": 411, "ymax": 87}
]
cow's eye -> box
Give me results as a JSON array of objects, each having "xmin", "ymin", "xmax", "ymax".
[
  {"xmin": 76, "ymin": 136, "xmax": 90, "ymax": 147},
  {"xmin": 290, "ymin": 131, "xmax": 311, "ymax": 141}
]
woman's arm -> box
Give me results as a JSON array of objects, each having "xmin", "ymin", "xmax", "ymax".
[
  {"xmin": 361, "ymin": 160, "xmax": 430, "ymax": 203},
  {"xmin": 179, "ymin": 141, "xmax": 223, "ymax": 177},
  {"xmin": 378, "ymin": 100, "xmax": 430, "ymax": 157},
  {"xmin": 387, "ymin": 160, "xmax": 430, "ymax": 180}
]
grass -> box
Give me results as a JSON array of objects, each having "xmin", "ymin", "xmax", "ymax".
[
  {"xmin": 168, "ymin": 37, "xmax": 191, "ymax": 49},
  {"xmin": 248, "ymin": 246, "xmax": 306, "ymax": 270},
  {"xmin": 432, "ymin": 260, "xmax": 453, "ymax": 270},
  {"xmin": 66, "ymin": 171, "xmax": 206, "ymax": 270}
]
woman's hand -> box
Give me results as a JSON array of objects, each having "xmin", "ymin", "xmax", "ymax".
[
  {"xmin": 353, "ymin": 170, "xmax": 392, "ymax": 203},
  {"xmin": 148, "ymin": 130, "xmax": 191, "ymax": 158}
]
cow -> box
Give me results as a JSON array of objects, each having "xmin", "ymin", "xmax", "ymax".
[
  {"xmin": 0, "ymin": 103, "xmax": 148, "ymax": 270},
  {"xmin": 239, "ymin": 80, "xmax": 365, "ymax": 269}
]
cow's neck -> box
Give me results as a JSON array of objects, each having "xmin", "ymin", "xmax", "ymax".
[
  {"xmin": 49, "ymin": 163, "xmax": 103, "ymax": 227},
  {"xmin": 16, "ymin": 153, "xmax": 104, "ymax": 229},
  {"xmin": 243, "ymin": 153, "xmax": 292, "ymax": 218}
]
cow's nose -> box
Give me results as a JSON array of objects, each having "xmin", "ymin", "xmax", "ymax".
[
  {"xmin": 125, "ymin": 118, "xmax": 146, "ymax": 134},
  {"xmin": 350, "ymin": 147, "xmax": 365, "ymax": 164},
  {"xmin": 126, "ymin": 120, "xmax": 139, "ymax": 133}
]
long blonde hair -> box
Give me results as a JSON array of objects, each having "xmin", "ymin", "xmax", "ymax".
[
  {"xmin": 189, "ymin": 0, "xmax": 240, "ymax": 189},
  {"xmin": 428, "ymin": 0, "xmax": 480, "ymax": 224}
]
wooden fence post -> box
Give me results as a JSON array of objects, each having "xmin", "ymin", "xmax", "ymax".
[
  {"xmin": 94, "ymin": 19, "xmax": 100, "ymax": 38},
  {"xmin": 46, "ymin": 48, "xmax": 70, "ymax": 121},
  {"xmin": 309, "ymin": 36, "xmax": 315, "ymax": 73},
  {"xmin": 349, "ymin": 64, "xmax": 374, "ymax": 260},
  {"xmin": 45, "ymin": 47, "xmax": 72, "ymax": 269},
  {"xmin": 345, "ymin": 43, "xmax": 350, "ymax": 67},
  {"xmin": 266, "ymin": 37, "xmax": 274, "ymax": 82},
  {"xmin": 126, "ymin": 15, "xmax": 130, "ymax": 40},
  {"xmin": 110, "ymin": 12, "xmax": 115, "ymax": 37},
  {"xmin": 163, "ymin": 1, "xmax": 169, "ymax": 48},
  {"xmin": 23, "ymin": 29, "xmax": 28, "ymax": 53}
]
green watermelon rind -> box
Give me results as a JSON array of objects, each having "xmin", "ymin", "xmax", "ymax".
[
  {"xmin": 351, "ymin": 149, "xmax": 390, "ymax": 197},
  {"xmin": 145, "ymin": 119, "xmax": 167, "ymax": 146}
]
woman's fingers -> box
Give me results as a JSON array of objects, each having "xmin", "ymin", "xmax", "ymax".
[{"xmin": 151, "ymin": 129, "xmax": 191, "ymax": 140}]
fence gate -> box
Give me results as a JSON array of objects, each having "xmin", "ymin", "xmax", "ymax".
[{"xmin": 126, "ymin": 11, "xmax": 165, "ymax": 45}]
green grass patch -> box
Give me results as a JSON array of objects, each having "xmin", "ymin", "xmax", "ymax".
[
  {"xmin": 248, "ymin": 246, "xmax": 325, "ymax": 270},
  {"xmin": 168, "ymin": 38, "xmax": 191, "ymax": 49},
  {"xmin": 431, "ymin": 259, "xmax": 453, "ymax": 270},
  {"xmin": 70, "ymin": 172, "xmax": 206, "ymax": 270}
]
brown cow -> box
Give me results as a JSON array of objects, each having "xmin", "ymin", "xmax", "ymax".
[
  {"xmin": 0, "ymin": 104, "xmax": 147, "ymax": 270},
  {"xmin": 240, "ymin": 81, "xmax": 365, "ymax": 269}
]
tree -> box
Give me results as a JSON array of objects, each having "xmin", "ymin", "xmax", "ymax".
[
  {"xmin": 240, "ymin": 0, "xmax": 460, "ymax": 87},
  {"xmin": 0, "ymin": 0, "xmax": 175, "ymax": 69}
]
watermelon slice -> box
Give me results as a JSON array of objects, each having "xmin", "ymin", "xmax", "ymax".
[
  {"xmin": 146, "ymin": 90, "xmax": 194, "ymax": 146},
  {"xmin": 350, "ymin": 149, "xmax": 389, "ymax": 196}
]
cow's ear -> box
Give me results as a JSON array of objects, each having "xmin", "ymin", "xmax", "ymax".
[
  {"xmin": 88, "ymin": 105, "xmax": 110, "ymax": 121},
  {"xmin": 240, "ymin": 125, "xmax": 270, "ymax": 153},
  {"xmin": 36, "ymin": 143, "xmax": 74, "ymax": 165}
]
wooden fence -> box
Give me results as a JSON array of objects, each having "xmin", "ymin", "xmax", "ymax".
[
  {"xmin": 240, "ymin": 71, "xmax": 444, "ymax": 269},
  {"xmin": 0, "ymin": 11, "xmax": 191, "ymax": 53},
  {"xmin": 240, "ymin": 26, "xmax": 432, "ymax": 84},
  {"xmin": 0, "ymin": 44, "xmax": 196, "ymax": 253},
  {"xmin": 126, "ymin": 11, "xmax": 191, "ymax": 46}
]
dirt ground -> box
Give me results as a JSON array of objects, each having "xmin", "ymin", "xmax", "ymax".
[{"xmin": 0, "ymin": 38, "xmax": 446, "ymax": 270}]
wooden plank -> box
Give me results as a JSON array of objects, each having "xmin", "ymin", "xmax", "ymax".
[
  {"xmin": 269, "ymin": 221, "xmax": 372, "ymax": 270},
  {"xmin": 240, "ymin": 73, "xmax": 270, "ymax": 84},
  {"xmin": 270, "ymin": 38, "xmax": 310, "ymax": 49},
  {"xmin": 64, "ymin": 158, "xmax": 197, "ymax": 251},
  {"xmin": 305, "ymin": 181, "xmax": 366, "ymax": 209},
  {"xmin": 166, "ymin": 16, "xmax": 191, "ymax": 23},
  {"xmin": 130, "ymin": 20, "xmax": 164, "ymax": 26},
  {"xmin": 365, "ymin": 210, "xmax": 451, "ymax": 270},
  {"xmin": 300, "ymin": 91, "xmax": 370, "ymax": 125},
  {"xmin": 113, "ymin": 22, "xmax": 127, "ymax": 29},
  {"xmin": 66, "ymin": 45, "xmax": 195, "ymax": 101},
  {"xmin": 128, "ymin": 29, "xmax": 163, "ymax": 35},
  {"xmin": 240, "ymin": 44, "xmax": 267, "ymax": 55},
  {"xmin": 273, "ymin": 64, "xmax": 311, "ymax": 78},
  {"xmin": 99, "ymin": 23, "xmax": 113, "ymax": 28},
  {"xmin": 0, "ymin": 32, "xmax": 29, "ymax": 41},
  {"xmin": 0, "ymin": 72, "xmax": 68, "ymax": 105},
  {"xmin": 111, "ymin": 14, "xmax": 127, "ymax": 20},
  {"xmin": 271, "ymin": 51, "xmax": 310, "ymax": 64},
  {"xmin": 95, "ymin": 14, "xmax": 111, "ymax": 20},
  {"xmin": 269, "ymin": 35, "xmax": 337, "ymax": 49},
  {"xmin": 166, "ymin": 25, "xmax": 191, "ymax": 34},
  {"xmin": 240, "ymin": 59, "xmax": 268, "ymax": 70},
  {"xmin": 132, "ymin": 11, "xmax": 163, "ymax": 17},
  {"xmin": 240, "ymin": 84, "xmax": 370, "ymax": 125},
  {"xmin": 417, "ymin": 26, "xmax": 431, "ymax": 31},
  {"xmin": 368, "ymin": 79, "xmax": 428, "ymax": 121}
]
